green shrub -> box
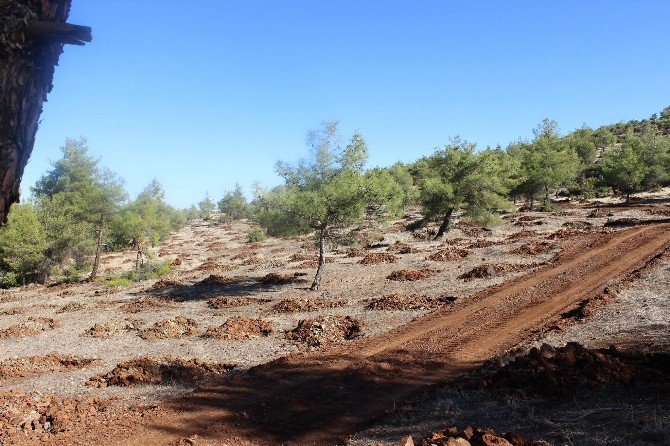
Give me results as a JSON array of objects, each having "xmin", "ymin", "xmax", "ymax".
[
  {"xmin": 0, "ymin": 271, "xmax": 19, "ymax": 288},
  {"xmin": 247, "ymin": 228, "xmax": 266, "ymax": 243}
]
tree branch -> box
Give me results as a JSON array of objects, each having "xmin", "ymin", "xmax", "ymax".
[{"xmin": 26, "ymin": 20, "xmax": 92, "ymax": 45}]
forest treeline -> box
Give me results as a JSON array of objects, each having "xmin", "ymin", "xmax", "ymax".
[{"xmin": 1, "ymin": 107, "xmax": 669, "ymax": 289}]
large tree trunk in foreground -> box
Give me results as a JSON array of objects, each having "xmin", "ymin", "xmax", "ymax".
[
  {"xmin": 0, "ymin": 0, "xmax": 91, "ymax": 224},
  {"xmin": 433, "ymin": 208, "xmax": 453, "ymax": 240},
  {"xmin": 310, "ymin": 228, "xmax": 327, "ymax": 291}
]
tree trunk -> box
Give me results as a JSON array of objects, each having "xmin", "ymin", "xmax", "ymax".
[
  {"xmin": 0, "ymin": 1, "xmax": 90, "ymax": 225},
  {"xmin": 89, "ymin": 216, "xmax": 104, "ymax": 280},
  {"xmin": 433, "ymin": 208, "xmax": 453, "ymax": 240},
  {"xmin": 626, "ymin": 192, "xmax": 631, "ymax": 205},
  {"xmin": 529, "ymin": 193, "xmax": 535, "ymax": 211},
  {"xmin": 310, "ymin": 228, "xmax": 327, "ymax": 291}
]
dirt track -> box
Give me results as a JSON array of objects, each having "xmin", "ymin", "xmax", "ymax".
[{"xmin": 31, "ymin": 223, "xmax": 670, "ymax": 446}]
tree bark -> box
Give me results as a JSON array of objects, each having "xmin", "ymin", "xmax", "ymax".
[
  {"xmin": 89, "ymin": 215, "xmax": 104, "ymax": 280},
  {"xmin": 310, "ymin": 228, "xmax": 327, "ymax": 291},
  {"xmin": 433, "ymin": 208, "xmax": 453, "ymax": 240},
  {"xmin": 0, "ymin": 1, "xmax": 90, "ymax": 225}
]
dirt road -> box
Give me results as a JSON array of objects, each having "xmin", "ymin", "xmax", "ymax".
[{"xmin": 37, "ymin": 223, "xmax": 670, "ymax": 446}]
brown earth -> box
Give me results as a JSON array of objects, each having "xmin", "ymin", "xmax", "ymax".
[
  {"xmin": 426, "ymin": 247, "xmax": 470, "ymax": 261},
  {"xmin": 87, "ymin": 356, "xmax": 235, "ymax": 388},
  {"xmin": 464, "ymin": 342, "xmax": 670, "ymax": 398},
  {"xmin": 0, "ymin": 317, "xmax": 59, "ymax": 339},
  {"xmin": 202, "ymin": 317, "xmax": 275, "ymax": 340},
  {"xmin": 411, "ymin": 426, "xmax": 544, "ymax": 446},
  {"xmin": 286, "ymin": 315, "xmax": 363, "ymax": 348},
  {"xmin": 37, "ymin": 222, "xmax": 670, "ymax": 446},
  {"xmin": 268, "ymin": 297, "xmax": 346, "ymax": 314},
  {"xmin": 365, "ymin": 294, "xmax": 456, "ymax": 311},
  {"xmin": 138, "ymin": 317, "xmax": 199, "ymax": 340},
  {"xmin": 387, "ymin": 268, "xmax": 440, "ymax": 281},
  {"xmin": 0, "ymin": 355, "xmax": 97, "ymax": 381}
]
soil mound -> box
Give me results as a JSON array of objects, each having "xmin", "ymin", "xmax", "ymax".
[
  {"xmin": 87, "ymin": 356, "xmax": 235, "ymax": 388},
  {"xmin": 358, "ymin": 253, "xmax": 398, "ymax": 265},
  {"xmin": 545, "ymin": 228, "xmax": 584, "ymax": 240},
  {"xmin": 459, "ymin": 263, "xmax": 540, "ymax": 281},
  {"xmin": 469, "ymin": 342, "xmax": 670, "ymax": 398},
  {"xmin": 0, "ymin": 354, "xmax": 96, "ymax": 380},
  {"xmin": 288, "ymin": 253, "xmax": 316, "ymax": 262},
  {"xmin": 413, "ymin": 426, "xmax": 543, "ymax": 446},
  {"xmin": 412, "ymin": 227, "xmax": 437, "ymax": 240},
  {"xmin": 387, "ymin": 269, "xmax": 440, "ymax": 281},
  {"xmin": 510, "ymin": 241, "xmax": 557, "ymax": 256},
  {"xmin": 202, "ymin": 317, "xmax": 275, "ymax": 340},
  {"xmin": 152, "ymin": 278, "xmax": 183, "ymax": 289},
  {"xmin": 257, "ymin": 272, "xmax": 307, "ymax": 285},
  {"xmin": 196, "ymin": 275, "xmax": 245, "ymax": 286},
  {"xmin": 562, "ymin": 220, "xmax": 592, "ymax": 230},
  {"xmin": 0, "ymin": 391, "xmax": 113, "ymax": 438},
  {"xmin": 0, "ymin": 317, "xmax": 60, "ymax": 339},
  {"xmin": 269, "ymin": 298, "xmax": 346, "ymax": 313},
  {"xmin": 207, "ymin": 296, "xmax": 268, "ymax": 309},
  {"xmin": 139, "ymin": 317, "xmax": 199, "ymax": 340},
  {"xmin": 83, "ymin": 319, "xmax": 141, "ymax": 338},
  {"xmin": 55, "ymin": 302, "xmax": 87, "ymax": 313},
  {"xmin": 344, "ymin": 248, "xmax": 367, "ymax": 258},
  {"xmin": 0, "ymin": 307, "xmax": 23, "ymax": 315},
  {"xmin": 426, "ymin": 247, "xmax": 470, "ymax": 261},
  {"xmin": 386, "ymin": 242, "xmax": 421, "ymax": 254},
  {"xmin": 119, "ymin": 296, "xmax": 173, "ymax": 313},
  {"xmin": 286, "ymin": 315, "xmax": 363, "ymax": 348},
  {"xmin": 505, "ymin": 230, "xmax": 536, "ymax": 241},
  {"xmin": 466, "ymin": 239, "xmax": 498, "ymax": 249},
  {"xmin": 366, "ymin": 294, "xmax": 456, "ymax": 311}
]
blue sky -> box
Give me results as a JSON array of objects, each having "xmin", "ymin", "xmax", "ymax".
[{"xmin": 25, "ymin": 0, "xmax": 670, "ymax": 207}]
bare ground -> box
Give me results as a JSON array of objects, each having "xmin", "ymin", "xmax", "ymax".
[{"xmin": 0, "ymin": 200, "xmax": 669, "ymax": 445}]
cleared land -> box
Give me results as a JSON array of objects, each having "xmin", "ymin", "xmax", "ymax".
[{"xmin": 1, "ymin": 201, "xmax": 669, "ymax": 445}]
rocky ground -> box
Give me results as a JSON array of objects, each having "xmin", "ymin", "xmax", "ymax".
[{"xmin": 0, "ymin": 193, "xmax": 669, "ymax": 445}]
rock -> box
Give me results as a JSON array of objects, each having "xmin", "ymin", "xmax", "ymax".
[
  {"xmin": 478, "ymin": 434, "xmax": 513, "ymax": 446},
  {"xmin": 400, "ymin": 436, "xmax": 415, "ymax": 446}
]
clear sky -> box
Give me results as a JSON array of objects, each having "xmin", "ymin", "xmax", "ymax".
[{"xmin": 24, "ymin": 0, "xmax": 670, "ymax": 208}]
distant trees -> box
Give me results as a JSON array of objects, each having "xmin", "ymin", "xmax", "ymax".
[
  {"xmin": 198, "ymin": 193, "xmax": 216, "ymax": 220},
  {"xmin": 415, "ymin": 138, "xmax": 512, "ymax": 238},
  {"xmin": 0, "ymin": 204, "xmax": 46, "ymax": 286},
  {"xmin": 0, "ymin": 139, "xmax": 188, "ymax": 288},
  {"xmin": 31, "ymin": 138, "xmax": 125, "ymax": 278},
  {"xmin": 511, "ymin": 120, "xmax": 580, "ymax": 209},
  {"xmin": 217, "ymin": 184, "xmax": 249, "ymax": 221},
  {"xmin": 255, "ymin": 122, "xmax": 397, "ymax": 290}
]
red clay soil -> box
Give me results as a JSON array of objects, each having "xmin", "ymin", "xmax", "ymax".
[
  {"xmin": 14, "ymin": 223, "xmax": 670, "ymax": 446},
  {"xmin": 202, "ymin": 317, "xmax": 275, "ymax": 340},
  {"xmin": 256, "ymin": 272, "xmax": 307, "ymax": 285},
  {"xmin": 387, "ymin": 268, "xmax": 440, "ymax": 281},
  {"xmin": 269, "ymin": 297, "xmax": 346, "ymax": 313},
  {"xmin": 366, "ymin": 294, "xmax": 456, "ymax": 311},
  {"xmin": 207, "ymin": 296, "xmax": 268, "ymax": 309},
  {"xmin": 426, "ymin": 247, "xmax": 470, "ymax": 261},
  {"xmin": 0, "ymin": 317, "xmax": 60, "ymax": 339},
  {"xmin": 286, "ymin": 315, "xmax": 363, "ymax": 348},
  {"xmin": 466, "ymin": 342, "xmax": 670, "ymax": 398},
  {"xmin": 87, "ymin": 357, "xmax": 235, "ymax": 388},
  {"xmin": 0, "ymin": 355, "xmax": 96, "ymax": 380},
  {"xmin": 138, "ymin": 317, "xmax": 199, "ymax": 340},
  {"xmin": 411, "ymin": 426, "xmax": 544, "ymax": 446}
]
